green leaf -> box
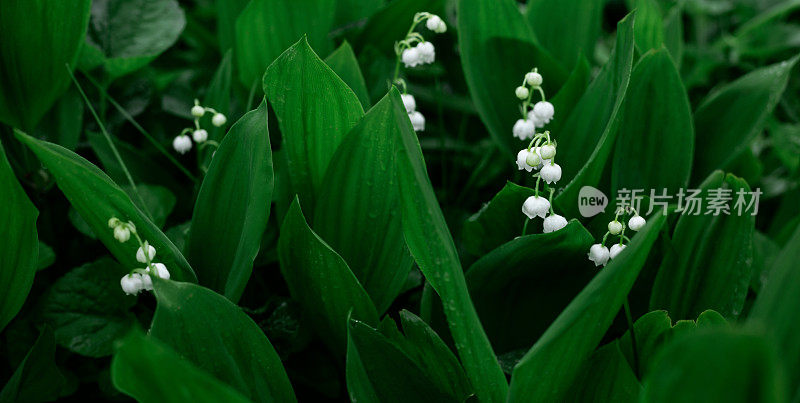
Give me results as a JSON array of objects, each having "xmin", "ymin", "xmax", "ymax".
[
  {"xmin": 15, "ymin": 130, "xmax": 196, "ymax": 283},
  {"xmin": 547, "ymin": 55, "xmax": 592, "ymax": 134},
  {"xmin": 199, "ymin": 50, "xmax": 234, "ymax": 168},
  {"xmin": 122, "ymin": 183, "xmax": 176, "ymax": 229},
  {"xmin": 150, "ymin": 280, "xmax": 296, "ymax": 402},
  {"xmin": 32, "ymin": 86, "xmax": 84, "ymax": 151},
  {"xmin": 0, "ymin": 141, "xmax": 38, "ymax": 332},
  {"xmin": 111, "ymin": 332, "xmax": 251, "ymax": 403},
  {"xmin": 187, "ymin": 100, "xmax": 272, "ymax": 302},
  {"xmin": 393, "ymin": 88, "xmax": 507, "ymax": 402},
  {"xmin": 86, "ymin": 0, "xmax": 186, "ymax": 79},
  {"xmin": 216, "ymin": 0, "xmax": 249, "ymax": 51},
  {"xmin": 345, "ymin": 319, "xmax": 460, "ymax": 403},
  {"xmin": 314, "ymin": 93, "xmax": 412, "ymax": 313},
  {"xmin": 749, "ymin": 222, "xmax": 800, "ymax": 395},
  {"xmin": 525, "ymin": 0, "xmax": 603, "ymax": 69},
  {"xmin": 565, "ymin": 341, "xmax": 640, "ymax": 402},
  {"xmin": 508, "ymin": 214, "xmax": 666, "ymax": 402},
  {"xmin": 278, "ymin": 198, "xmax": 379, "ymax": 354},
  {"xmin": 632, "ymin": 0, "xmax": 665, "ymax": 53},
  {"xmin": 641, "ymin": 328, "xmax": 784, "ymax": 402},
  {"xmin": 325, "ymin": 42, "xmax": 371, "ymax": 110},
  {"xmin": 236, "ymin": 0, "xmax": 336, "ymax": 87},
  {"xmin": 263, "ymin": 37, "xmax": 364, "ymax": 212},
  {"xmin": 692, "ymin": 56, "xmax": 799, "ymax": 181},
  {"xmin": 334, "ymin": 0, "xmax": 384, "ymax": 28},
  {"xmin": 462, "ymin": 182, "xmax": 535, "ymax": 256},
  {"xmin": 0, "ymin": 327, "xmax": 66, "ymax": 402},
  {"xmin": 36, "ymin": 242, "xmax": 55, "ymax": 271},
  {"xmin": 37, "ymin": 258, "xmax": 136, "ymax": 357},
  {"xmin": 768, "ymin": 120, "xmax": 800, "ymax": 175},
  {"xmin": 650, "ymin": 171, "xmax": 755, "ymax": 320},
  {"xmin": 458, "ymin": 0, "xmax": 568, "ymax": 154},
  {"xmin": 0, "ymin": 0, "xmax": 91, "ymax": 131},
  {"xmin": 554, "ymin": 13, "xmax": 636, "ymax": 218},
  {"xmin": 612, "ymin": 48, "xmax": 693, "ymax": 194}
]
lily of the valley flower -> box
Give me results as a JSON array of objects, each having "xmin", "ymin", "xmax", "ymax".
[
  {"xmin": 588, "ymin": 244, "xmax": 610, "ymax": 266},
  {"xmin": 629, "ymin": 215, "xmax": 646, "ymax": 231},
  {"xmin": 173, "ymin": 99, "xmax": 226, "ymax": 154},
  {"xmin": 522, "ymin": 195, "xmax": 550, "ymax": 219},
  {"xmin": 109, "ymin": 217, "xmax": 171, "ymax": 296},
  {"xmin": 587, "ymin": 208, "xmax": 646, "ymax": 268},
  {"xmin": 543, "ymin": 214, "xmax": 568, "ymax": 233}
]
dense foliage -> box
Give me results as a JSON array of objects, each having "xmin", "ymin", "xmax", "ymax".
[{"xmin": 1, "ymin": 0, "xmax": 799, "ymax": 401}]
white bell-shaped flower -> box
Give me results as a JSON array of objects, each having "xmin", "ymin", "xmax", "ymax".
[
  {"xmin": 543, "ymin": 214, "xmax": 568, "ymax": 233},
  {"xmin": 113, "ymin": 226, "xmax": 131, "ymax": 243},
  {"xmin": 402, "ymin": 47, "xmax": 421, "ymax": 68},
  {"xmin": 212, "ymin": 113, "xmax": 227, "ymax": 127},
  {"xmin": 401, "ymin": 94, "xmax": 416, "ymax": 113},
  {"xmin": 136, "ymin": 244, "xmax": 157, "ymax": 263},
  {"xmin": 526, "ymin": 149, "xmax": 542, "ymax": 168},
  {"xmin": 150, "ymin": 263, "xmax": 170, "ymax": 280},
  {"xmin": 628, "ymin": 215, "xmax": 646, "ymax": 231},
  {"xmin": 192, "ymin": 129, "xmax": 208, "ymax": 143},
  {"xmin": 525, "ymin": 72, "xmax": 543, "ymax": 87},
  {"xmin": 191, "ymin": 105, "xmax": 205, "ymax": 118},
  {"xmin": 515, "ymin": 86, "xmax": 529, "ymax": 100},
  {"xmin": 522, "ymin": 196, "xmax": 550, "ymax": 219},
  {"xmin": 409, "ymin": 111, "xmax": 425, "ymax": 131},
  {"xmin": 173, "ymin": 134, "xmax": 192, "ymax": 154},
  {"xmin": 527, "ymin": 110, "xmax": 545, "ymax": 128},
  {"xmin": 512, "ymin": 119, "xmax": 535, "ymax": 140},
  {"xmin": 588, "ymin": 244, "xmax": 610, "ymax": 266},
  {"xmin": 533, "ymin": 101, "xmax": 555, "ymax": 124},
  {"xmin": 539, "ymin": 144, "xmax": 556, "ymax": 160},
  {"xmin": 516, "ymin": 149, "xmax": 533, "ymax": 172},
  {"xmin": 416, "ymin": 41, "xmax": 435, "ymax": 64},
  {"xmin": 120, "ymin": 273, "xmax": 144, "ymax": 295},
  {"xmin": 608, "ymin": 220, "xmax": 623, "ymax": 235},
  {"xmin": 609, "ymin": 244, "xmax": 626, "ymax": 259},
  {"xmin": 426, "ymin": 15, "xmax": 446, "ymax": 33},
  {"xmin": 540, "ymin": 162, "xmax": 562, "ymax": 184}
]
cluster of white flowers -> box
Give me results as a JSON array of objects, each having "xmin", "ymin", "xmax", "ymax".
[
  {"xmin": 513, "ymin": 69, "xmax": 565, "ymax": 234},
  {"xmin": 393, "ymin": 12, "xmax": 446, "ymax": 132},
  {"xmin": 172, "ymin": 99, "xmax": 227, "ymax": 154},
  {"xmin": 587, "ymin": 207, "xmax": 647, "ymax": 267},
  {"xmin": 108, "ymin": 217, "xmax": 171, "ymax": 295}
]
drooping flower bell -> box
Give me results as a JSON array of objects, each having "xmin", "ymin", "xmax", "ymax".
[
  {"xmin": 425, "ymin": 14, "xmax": 447, "ymax": 33},
  {"xmin": 513, "ymin": 119, "xmax": 535, "ymax": 140},
  {"xmin": 588, "ymin": 244, "xmax": 610, "ymax": 266},
  {"xmin": 409, "ymin": 111, "xmax": 425, "ymax": 132},
  {"xmin": 628, "ymin": 215, "xmax": 646, "ymax": 231},
  {"xmin": 543, "ymin": 214, "xmax": 568, "ymax": 233},
  {"xmin": 609, "ymin": 244, "xmax": 626, "ymax": 259},
  {"xmin": 540, "ymin": 163, "xmax": 562, "ymax": 184},
  {"xmin": 533, "ymin": 101, "xmax": 555, "ymax": 125},
  {"xmin": 401, "ymin": 94, "xmax": 416, "ymax": 114},
  {"xmin": 173, "ymin": 134, "xmax": 192, "ymax": 154},
  {"xmin": 522, "ymin": 195, "xmax": 550, "ymax": 219}
]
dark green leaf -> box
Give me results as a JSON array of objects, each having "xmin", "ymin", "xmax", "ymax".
[
  {"xmin": 278, "ymin": 198, "xmax": 378, "ymax": 354},
  {"xmin": 111, "ymin": 332, "xmax": 251, "ymax": 403},
  {"xmin": 263, "ymin": 37, "xmax": 364, "ymax": 211},
  {"xmin": 199, "ymin": 50, "xmax": 234, "ymax": 168},
  {"xmin": 525, "ymin": 0, "xmax": 603, "ymax": 69},
  {"xmin": 632, "ymin": 0, "xmax": 665, "ymax": 53},
  {"xmin": 216, "ymin": 0, "xmax": 249, "ymax": 51},
  {"xmin": 0, "ymin": 141, "xmax": 38, "ymax": 332},
  {"xmin": 650, "ymin": 171, "xmax": 754, "ymax": 320},
  {"xmin": 33, "ymin": 86, "xmax": 84, "ymax": 151},
  {"xmin": 187, "ymin": 100, "xmax": 272, "ymax": 302},
  {"xmin": 150, "ymin": 280, "xmax": 296, "ymax": 402},
  {"xmin": 393, "ymin": 87, "xmax": 507, "ymax": 402},
  {"xmin": 37, "ymin": 258, "xmax": 136, "ymax": 357},
  {"xmin": 122, "ymin": 184, "xmax": 176, "ymax": 229},
  {"xmin": 334, "ymin": 0, "xmax": 384, "ymax": 28},
  {"xmin": 86, "ymin": 0, "xmax": 186, "ymax": 79},
  {"xmin": 613, "ymin": 48, "xmax": 693, "ymax": 194},
  {"xmin": 565, "ymin": 341, "xmax": 640, "ymax": 402},
  {"xmin": 0, "ymin": 0, "xmax": 91, "ymax": 130},
  {"xmin": 461, "ymin": 182, "xmax": 535, "ymax": 256},
  {"xmin": 236, "ymin": 0, "xmax": 336, "ymax": 86},
  {"xmin": 36, "ymin": 242, "xmax": 55, "ymax": 271},
  {"xmin": 15, "ymin": 130, "xmax": 196, "ymax": 283},
  {"xmin": 325, "ymin": 42, "xmax": 371, "ymax": 110},
  {"xmin": 0, "ymin": 327, "xmax": 65, "ymax": 403},
  {"xmin": 508, "ymin": 214, "xmax": 665, "ymax": 402},
  {"xmin": 458, "ymin": 0, "xmax": 568, "ymax": 154},
  {"xmin": 692, "ymin": 56, "xmax": 799, "ymax": 181},
  {"xmin": 314, "ymin": 93, "xmax": 412, "ymax": 313}
]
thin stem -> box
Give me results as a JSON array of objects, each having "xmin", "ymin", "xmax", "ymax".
[
  {"xmin": 522, "ymin": 218, "xmax": 530, "ymax": 236},
  {"xmin": 81, "ymin": 72, "xmax": 197, "ymax": 182},
  {"xmin": 623, "ymin": 298, "xmax": 640, "ymax": 379},
  {"xmin": 67, "ymin": 65, "xmax": 154, "ymax": 222}
]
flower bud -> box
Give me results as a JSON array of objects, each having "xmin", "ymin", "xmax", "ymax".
[
  {"xmin": 609, "ymin": 243, "xmax": 626, "ymax": 259},
  {"xmin": 136, "ymin": 244, "xmax": 156, "ymax": 263},
  {"xmin": 608, "ymin": 220, "xmax": 623, "ymax": 235},
  {"xmin": 533, "ymin": 101, "xmax": 555, "ymax": 124},
  {"xmin": 540, "ymin": 162, "xmax": 562, "ymax": 184},
  {"xmin": 525, "ymin": 72, "xmax": 543, "ymax": 86},
  {"xmin": 113, "ymin": 226, "xmax": 131, "ymax": 243},
  {"xmin": 543, "ymin": 214, "xmax": 568, "ymax": 233},
  {"xmin": 522, "ymin": 195, "xmax": 550, "ymax": 219},
  {"xmin": 539, "ymin": 144, "xmax": 556, "ymax": 159},
  {"xmin": 108, "ymin": 217, "xmax": 120, "ymax": 228},
  {"xmin": 515, "ymin": 86, "xmax": 529, "ymax": 100},
  {"xmin": 588, "ymin": 244, "xmax": 610, "ymax": 266},
  {"xmin": 212, "ymin": 113, "xmax": 227, "ymax": 127},
  {"xmin": 628, "ymin": 215, "xmax": 646, "ymax": 231},
  {"xmin": 526, "ymin": 151, "xmax": 541, "ymax": 167},
  {"xmin": 120, "ymin": 273, "xmax": 144, "ymax": 295},
  {"xmin": 409, "ymin": 111, "xmax": 425, "ymax": 132},
  {"xmin": 191, "ymin": 105, "xmax": 205, "ymax": 118},
  {"xmin": 192, "ymin": 129, "xmax": 208, "ymax": 143},
  {"xmin": 173, "ymin": 135, "xmax": 192, "ymax": 154},
  {"xmin": 401, "ymin": 94, "xmax": 416, "ymax": 113}
]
